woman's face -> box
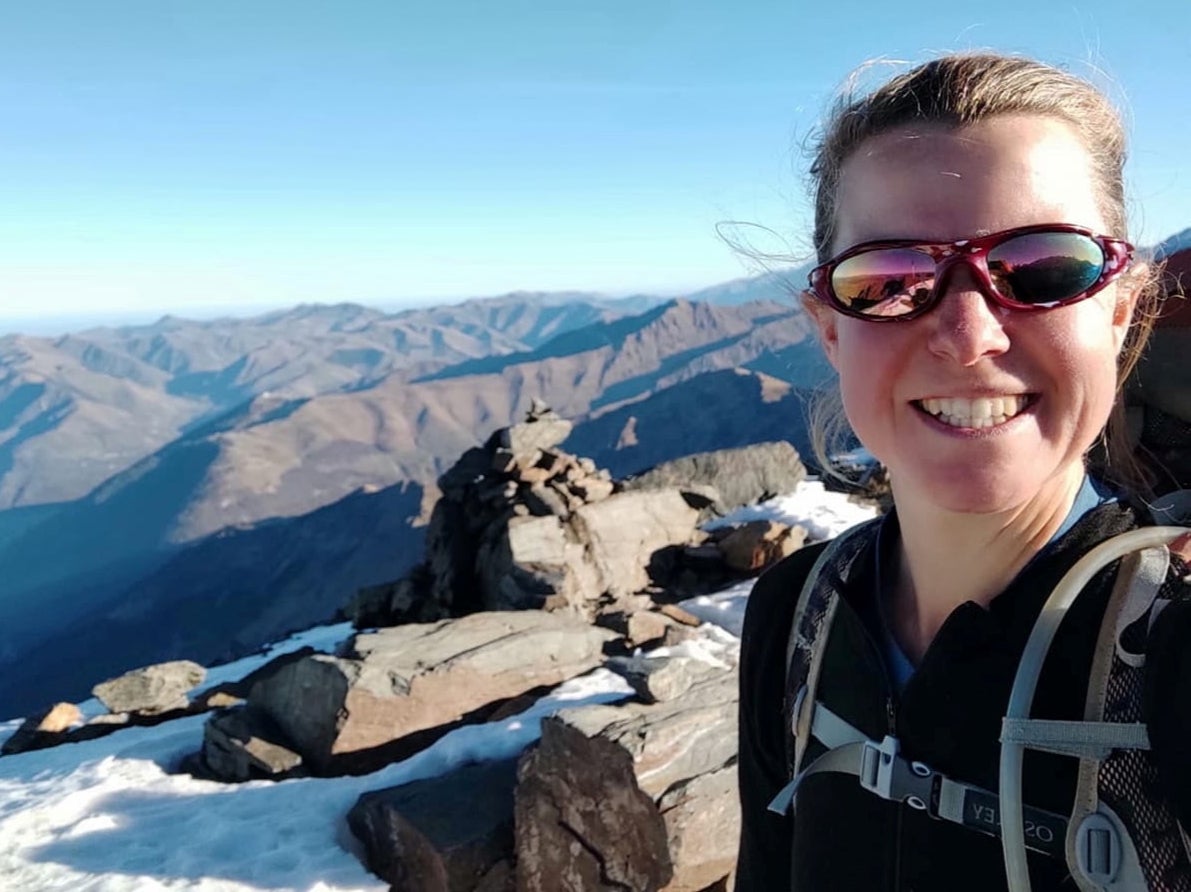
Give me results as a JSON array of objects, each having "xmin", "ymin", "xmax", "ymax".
[{"xmin": 807, "ymin": 115, "xmax": 1137, "ymax": 514}]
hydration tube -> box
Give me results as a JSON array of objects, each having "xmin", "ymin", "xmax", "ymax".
[{"xmin": 999, "ymin": 526, "xmax": 1188, "ymax": 892}]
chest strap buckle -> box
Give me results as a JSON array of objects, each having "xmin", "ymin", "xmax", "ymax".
[{"xmin": 859, "ymin": 734, "xmax": 937, "ymax": 812}]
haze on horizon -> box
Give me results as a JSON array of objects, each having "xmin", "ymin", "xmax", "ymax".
[{"xmin": 1, "ymin": 0, "xmax": 1188, "ymax": 334}]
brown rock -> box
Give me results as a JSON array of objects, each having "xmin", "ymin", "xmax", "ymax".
[
  {"xmin": 658, "ymin": 604, "xmax": 702, "ymax": 627},
  {"xmin": 527, "ymin": 673, "xmax": 739, "ymax": 891},
  {"xmin": 515, "ymin": 719, "xmax": 673, "ymax": 892},
  {"xmin": 717, "ymin": 520, "xmax": 807, "ymax": 573},
  {"xmin": 657, "ymin": 764, "xmax": 740, "ymax": 892},
  {"xmin": 0, "ymin": 702, "xmax": 83, "ymax": 756},
  {"xmin": 571, "ymin": 490, "xmax": 700, "ymax": 601},
  {"xmin": 348, "ymin": 758, "xmax": 517, "ymax": 892}
]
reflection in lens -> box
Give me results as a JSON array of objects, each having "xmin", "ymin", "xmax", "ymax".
[
  {"xmin": 989, "ymin": 232, "xmax": 1104, "ymax": 305},
  {"xmin": 832, "ymin": 248, "xmax": 935, "ymax": 316}
]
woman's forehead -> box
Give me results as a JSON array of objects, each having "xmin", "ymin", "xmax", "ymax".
[{"xmin": 832, "ymin": 115, "xmax": 1105, "ymax": 249}]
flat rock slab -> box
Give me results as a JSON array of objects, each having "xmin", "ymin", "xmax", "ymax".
[
  {"xmin": 250, "ymin": 611, "xmax": 616, "ymax": 772},
  {"xmin": 92, "ymin": 660, "xmax": 206, "ymax": 714},
  {"xmin": 349, "ymin": 758, "xmax": 518, "ymax": 892}
]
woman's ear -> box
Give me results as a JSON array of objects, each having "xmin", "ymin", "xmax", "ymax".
[
  {"xmin": 1111, "ymin": 263, "xmax": 1146, "ymax": 354},
  {"xmin": 801, "ymin": 290, "xmax": 841, "ymax": 369}
]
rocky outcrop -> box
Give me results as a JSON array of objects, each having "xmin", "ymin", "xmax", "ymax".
[
  {"xmin": 243, "ymin": 611, "xmax": 615, "ymax": 775},
  {"xmin": 348, "ymin": 411, "xmax": 809, "ymax": 628}
]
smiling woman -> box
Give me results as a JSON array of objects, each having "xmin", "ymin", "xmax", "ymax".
[{"xmin": 735, "ymin": 53, "xmax": 1191, "ymax": 892}]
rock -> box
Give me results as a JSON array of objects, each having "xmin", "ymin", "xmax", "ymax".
[
  {"xmin": 516, "ymin": 674, "xmax": 739, "ymax": 891},
  {"xmin": 658, "ymin": 604, "xmax": 702, "ymax": 627},
  {"xmin": 500, "ymin": 411, "xmax": 573, "ymax": 460},
  {"xmin": 521, "ymin": 483, "xmax": 570, "ymax": 518},
  {"xmin": 348, "ymin": 758, "xmax": 517, "ymax": 891},
  {"xmin": 656, "ymin": 764, "xmax": 740, "ymax": 892},
  {"xmin": 572, "ymin": 476, "xmax": 615, "ymax": 503},
  {"xmin": 571, "ymin": 490, "xmax": 701, "ymax": 602},
  {"xmin": 1, "ymin": 702, "xmax": 82, "ymax": 756},
  {"xmin": 92, "ymin": 660, "xmax": 206, "ymax": 714},
  {"xmin": 515, "ymin": 718, "xmax": 673, "ymax": 892},
  {"xmin": 250, "ymin": 612, "xmax": 615, "ymax": 773},
  {"xmin": 202, "ymin": 706, "xmax": 304, "ymax": 782},
  {"xmin": 717, "ymin": 520, "xmax": 807, "ymax": 573},
  {"xmin": 607, "ymin": 655, "xmax": 725, "ymax": 704},
  {"xmin": 627, "ymin": 611, "xmax": 670, "ymax": 648},
  {"xmin": 622, "ymin": 442, "xmax": 806, "ymax": 513},
  {"xmin": 604, "ymin": 611, "xmax": 698, "ymax": 650}
]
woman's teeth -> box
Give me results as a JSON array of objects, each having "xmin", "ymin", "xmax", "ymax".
[{"xmin": 918, "ymin": 395, "xmax": 1027, "ymax": 429}]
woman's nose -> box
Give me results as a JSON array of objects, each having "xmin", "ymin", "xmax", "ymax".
[{"xmin": 924, "ymin": 262, "xmax": 1012, "ymax": 365}]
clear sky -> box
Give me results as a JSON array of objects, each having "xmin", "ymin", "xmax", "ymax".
[{"xmin": 1, "ymin": 1, "xmax": 1188, "ymax": 331}]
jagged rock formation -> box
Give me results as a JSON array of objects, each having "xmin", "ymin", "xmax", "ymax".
[{"xmin": 348, "ymin": 408, "xmax": 808, "ymax": 628}]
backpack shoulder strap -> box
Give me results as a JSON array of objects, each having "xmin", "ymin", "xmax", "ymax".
[
  {"xmin": 999, "ymin": 521, "xmax": 1191, "ymax": 891},
  {"xmin": 775, "ymin": 520, "xmax": 880, "ymax": 798}
]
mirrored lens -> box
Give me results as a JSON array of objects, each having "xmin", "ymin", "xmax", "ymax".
[
  {"xmin": 987, "ymin": 232, "xmax": 1104, "ymax": 305},
  {"xmin": 831, "ymin": 248, "xmax": 936, "ymax": 317}
]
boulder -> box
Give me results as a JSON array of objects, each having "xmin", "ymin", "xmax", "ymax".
[
  {"xmin": 202, "ymin": 706, "xmax": 304, "ymax": 782},
  {"xmin": 656, "ymin": 764, "xmax": 740, "ymax": 892},
  {"xmin": 716, "ymin": 520, "xmax": 807, "ymax": 573},
  {"xmin": 621, "ymin": 442, "xmax": 806, "ymax": 513},
  {"xmin": 500, "ymin": 410, "xmax": 573, "ymax": 460},
  {"xmin": 348, "ymin": 758, "xmax": 517, "ymax": 892},
  {"xmin": 249, "ymin": 612, "xmax": 615, "ymax": 773},
  {"xmin": 515, "ymin": 718, "xmax": 673, "ymax": 892},
  {"xmin": 1, "ymin": 702, "xmax": 82, "ymax": 756},
  {"xmin": 607, "ymin": 655, "xmax": 724, "ymax": 704},
  {"xmin": 92, "ymin": 660, "xmax": 206, "ymax": 714},
  {"xmin": 515, "ymin": 673, "xmax": 739, "ymax": 892},
  {"xmin": 571, "ymin": 490, "xmax": 701, "ymax": 602}
]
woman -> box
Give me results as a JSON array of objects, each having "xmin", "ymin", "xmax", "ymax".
[{"xmin": 736, "ymin": 54, "xmax": 1191, "ymax": 891}]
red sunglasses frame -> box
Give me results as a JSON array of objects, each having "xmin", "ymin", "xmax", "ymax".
[{"xmin": 806, "ymin": 223, "xmax": 1134, "ymax": 322}]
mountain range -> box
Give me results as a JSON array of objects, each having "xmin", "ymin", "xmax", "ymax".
[{"xmin": 0, "ymin": 273, "xmax": 828, "ymax": 716}]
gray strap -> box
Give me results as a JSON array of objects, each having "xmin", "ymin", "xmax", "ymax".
[
  {"xmin": 767, "ymin": 710, "xmax": 1069, "ymax": 859},
  {"xmin": 1000, "ymin": 718, "xmax": 1151, "ymax": 760},
  {"xmin": 809, "ymin": 700, "xmax": 869, "ymax": 749},
  {"xmin": 1114, "ymin": 545, "xmax": 1167, "ymax": 668}
]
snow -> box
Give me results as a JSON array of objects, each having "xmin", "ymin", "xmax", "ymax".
[{"xmin": 0, "ymin": 480, "xmax": 876, "ymax": 891}]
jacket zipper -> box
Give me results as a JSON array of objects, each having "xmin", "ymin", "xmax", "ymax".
[{"xmin": 831, "ymin": 593, "xmax": 903, "ymax": 889}]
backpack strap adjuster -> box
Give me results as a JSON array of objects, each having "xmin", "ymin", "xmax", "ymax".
[{"xmin": 859, "ymin": 734, "xmax": 935, "ymax": 812}]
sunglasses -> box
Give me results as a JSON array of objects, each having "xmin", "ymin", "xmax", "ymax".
[{"xmin": 807, "ymin": 224, "xmax": 1133, "ymax": 322}]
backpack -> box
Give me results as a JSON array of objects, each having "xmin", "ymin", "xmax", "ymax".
[{"xmin": 767, "ymin": 506, "xmax": 1191, "ymax": 892}]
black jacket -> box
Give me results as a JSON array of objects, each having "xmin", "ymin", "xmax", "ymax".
[{"xmin": 735, "ymin": 500, "xmax": 1191, "ymax": 891}]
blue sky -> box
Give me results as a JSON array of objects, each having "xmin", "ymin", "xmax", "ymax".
[{"xmin": 1, "ymin": 1, "xmax": 1188, "ymax": 331}]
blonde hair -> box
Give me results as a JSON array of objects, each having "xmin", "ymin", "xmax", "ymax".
[{"xmin": 806, "ymin": 52, "xmax": 1161, "ymax": 491}]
